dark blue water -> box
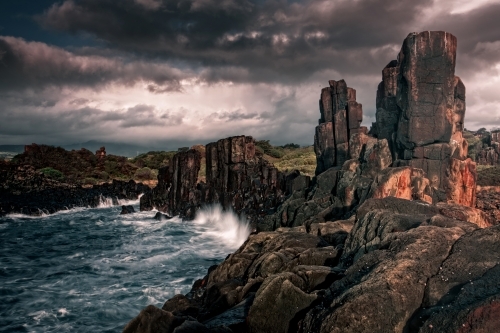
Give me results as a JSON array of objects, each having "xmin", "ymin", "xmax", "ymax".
[{"xmin": 0, "ymin": 200, "xmax": 249, "ymax": 332}]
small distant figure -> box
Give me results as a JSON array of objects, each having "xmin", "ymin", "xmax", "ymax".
[
  {"xmin": 120, "ymin": 205, "xmax": 135, "ymax": 215},
  {"xmin": 95, "ymin": 147, "xmax": 106, "ymax": 159}
]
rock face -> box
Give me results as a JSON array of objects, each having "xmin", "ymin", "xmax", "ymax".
[
  {"xmin": 475, "ymin": 130, "xmax": 500, "ymax": 165},
  {"xmin": 140, "ymin": 149, "xmax": 201, "ymax": 218},
  {"xmin": 314, "ymin": 80, "xmax": 365, "ymax": 175},
  {"xmin": 300, "ymin": 198, "xmax": 500, "ymax": 333},
  {"xmin": 125, "ymin": 197, "xmax": 500, "ymax": 333},
  {"xmin": 124, "ymin": 31, "xmax": 499, "ymax": 333},
  {"xmin": 373, "ymin": 31, "xmax": 476, "ymax": 207},
  {"xmin": 204, "ymin": 136, "xmax": 286, "ymax": 217},
  {"xmin": 476, "ymin": 186, "xmax": 500, "ymax": 224},
  {"xmin": 141, "ymin": 136, "xmax": 291, "ymax": 222}
]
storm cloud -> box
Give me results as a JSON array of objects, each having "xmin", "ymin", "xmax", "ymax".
[{"xmin": 0, "ymin": 0, "xmax": 499, "ymax": 147}]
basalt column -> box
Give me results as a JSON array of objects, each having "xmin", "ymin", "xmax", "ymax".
[
  {"xmin": 374, "ymin": 60, "xmax": 399, "ymax": 158},
  {"xmin": 140, "ymin": 149, "xmax": 201, "ymax": 217},
  {"xmin": 314, "ymin": 80, "xmax": 364, "ymax": 175},
  {"xmin": 374, "ymin": 31, "xmax": 476, "ymax": 207},
  {"xmin": 205, "ymin": 136, "xmax": 285, "ymax": 215}
]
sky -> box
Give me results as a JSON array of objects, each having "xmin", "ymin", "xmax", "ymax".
[{"xmin": 1, "ymin": 0, "xmax": 500, "ymax": 150}]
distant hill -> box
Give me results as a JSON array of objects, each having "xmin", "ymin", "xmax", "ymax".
[
  {"xmin": 61, "ymin": 141, "xmax": 153, "ymax": 157},
  {"xmin": 0, "ymin": 141, "xmax": 157, "ymax": 158},
  {"xmin": 0, "ymin": 145, "xmax": 25, "ymax": 153}
]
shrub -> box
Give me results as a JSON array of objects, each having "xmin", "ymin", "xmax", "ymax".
[
  {"xmin": 134, "ymin": 167, "xmax": 155, "ymax": 181},
  {"xmin": 255, "ymin": 140, "xmax": 274, "ymax": 155},
  {"xmin": 281, "ymin": 143, "xmax": 301, "ymax": 149},
  {"xmin": 99, "ymin": 171, "xmax": 109, "ymax": 180},
  {"xmin": 268, "ymin": 148, "xmax": 285, "ymax": 158},
  {"xmin": 82, "ymin": 177, "xmax": 98, "ymax": 185},
  {"xmin": 40, "ymin": 167, "xmax": 65, "ymax": 181},
  {"xmin": 477, "ymin": 165, "xmax": 500, "ymax": 186}
]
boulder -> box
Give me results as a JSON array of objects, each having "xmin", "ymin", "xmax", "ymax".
[
  {"xmin": 247, "ymin": 272, "xmax": 317, "ymax": 333},
  {"xmin": 300, "ymin": 200, "xmax": 499, "ymax": 333},
  {"xmin": 120, "ymin": 205, "xmax": 135, "ymax": 215},
  {"xmin": 154, "ymin": 212, "xmax": 173, "ymax": 221}
]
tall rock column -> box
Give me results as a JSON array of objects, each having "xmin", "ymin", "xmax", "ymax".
[
  {"xmin": 314, "ymin": 80, "xmax": 365, "ymax": 175},
  {"xmin": 205, "ymin": 136, "xmax": 286, "ymax": 215},
  {"xmin": 374, "ymin": 60, "xmax": 399, "ymax": 157},
  {"xmin": 374, "ymin": 31, "xmax": 476, "ymax": 207},
  {"xmin": 140, "ymin": 149, "xmax": 201, "ymax": 217}
]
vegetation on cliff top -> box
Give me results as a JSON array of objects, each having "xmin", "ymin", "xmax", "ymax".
[
  {"xmin": 477, "ymin": 165, "xmax": 500, "ymax": 187},
  {"xmin": 10, "ymin": 146, "xmax": 177, "ymax": 186}
]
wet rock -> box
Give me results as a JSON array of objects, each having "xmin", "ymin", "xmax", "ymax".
[
  {"xmin": 140, "ymin": 149, "xmax": 201, "ymax": 218},
  {"xmin": 122, "ymin": 305, "xmax": 185, "ymax": 333},
  {"xmin": 120, "ymin": 205, "xmax": 135, "ymax": 215},
  {"xmin": 154, "ymin": 212, "xmax": 172, "ymax": 221},
  {"xmin": 203, "ymin": 293, "xmax": 255, "ymax": 330},
  {"xmin": 162, "ymin": 295, "xmax": 200, "ymax": 317},
  {"xmin": 0, "ymin": 163, "xmax": 148, "ymax": 216},
  {"xmin": 141, "ymin": 136, "xmax": 291, "ymax": 224}
]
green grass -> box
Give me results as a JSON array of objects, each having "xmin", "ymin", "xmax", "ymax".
[
  {"xmin": 262, "ymin": 146, "xmax": 316, "ymax": 177},
  {"xmin": 477, "ymin": 165, "xmax": 500, "ymax": 186}
]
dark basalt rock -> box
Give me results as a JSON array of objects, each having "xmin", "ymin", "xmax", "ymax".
[
  {"xmin": 125, "ymin": 31, "xmax": 497, "ymax": 333},
  {"xmin": 373, "ymin": 31, "xmax": 476, "ymax": 207},
  {"xmin": 314, "ymin": 80, "xmax": 365, "ymax": 175},
  {"xmin": 0, "ymin": 164, "xmax": 149, "ymax": 216},
  {"xmin": 154, "ymin": 212, "xmax": 173, "ymax": 221},
  {"xmin": 120, "ymin": 205, "xmax": 135, "ymax": 215},
  {"xmin": 141, "ymin": 136, "xmax": 296, "ymax": 224},
  {"xmin": 140, "ymin": 149, "xmax": 201, "ymax": 219},
  {"xmin": 475, "ymin": 130, "xmax": 500, "ymax": 165}
]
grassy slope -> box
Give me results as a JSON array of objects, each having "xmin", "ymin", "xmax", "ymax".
[
  {"xmin": 262, "ymin": 146, "xmax": 316, "ymax": 177},
  {"xmin": 477, "ymin": 165, "xmax": 500, "ymax": 187}
]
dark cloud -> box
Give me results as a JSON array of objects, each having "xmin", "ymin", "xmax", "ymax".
[
  {"xmin": 0, "ymin": 36, "xmax": 188, "ymax": 91},
  {"xmin": 208, "ymin": 109, "xmax": 261, "ymax": 121},
  {"xmin": 1, "ymin": 0, "xmax": 500, "ymax": 147},
  {"xmin": 35, "ymin": 0, "xmax": 434, "ymax": 82},
  {"xmin": 0, "ymin": 94, "xmax": 185, "ymax": 143}
]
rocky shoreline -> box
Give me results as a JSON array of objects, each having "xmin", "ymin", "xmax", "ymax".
[
  {"xmin": 122, "ymin": 31, "xmax": 500, "ymax": 333},
  {"xmin": 0, "ymin": 163, "xmax": 149, "ymax": 216}
]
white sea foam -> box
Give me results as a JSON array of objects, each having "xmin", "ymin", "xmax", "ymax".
[
  {"xmin": 192, "ymin": 204, "xmax": 251, "ymax": 249},
  {"xmin": 58, "ymin": 308, "xmax": 69, "ymax": 316},
  {"xmin": 97, "ymin": 195, "xmax": 141, "ymax": 208}
]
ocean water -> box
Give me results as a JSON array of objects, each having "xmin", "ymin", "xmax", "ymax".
[{"xmin": 0, "ymin": 200, "xmax": 250, "ymax": 333}]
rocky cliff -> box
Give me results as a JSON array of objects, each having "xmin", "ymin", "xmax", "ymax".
[
  {"xmin": 124, "ymin": 31, "xmax": 499, "ymax": 333},
  {"xmin": 0, "ymin": 163, "xmax": 149, "ymax": 216},
  {"xmin": 475, "ymin": 129, "xmax": 500, "ymax": 165},
  {"xmin": 140, "ymin": 136, "xmax": 301, "ymax": 222},
  {"xmin": 314, "ymin": 80, "xmax": 365, "ymax": 175},
  {"xmin": 373, "ymin": 31, "xmax": 475, "ymax": 207}
]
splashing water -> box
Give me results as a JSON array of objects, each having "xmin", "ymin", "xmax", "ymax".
[
  {"xmin": 97, "ymin": 195, "xmax": 142, "ymax": 208},
  {"xmin": 0, "ymin": 201, "xmax": 247, "ymax": 333},
  {"xmin": 192, "ymin": 204, "xmax": 251, "ymax": 249}
]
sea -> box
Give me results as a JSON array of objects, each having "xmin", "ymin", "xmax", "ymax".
[{"xmin": 0, "ymin": 199, "xmax": 250, "ymax": 332}]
